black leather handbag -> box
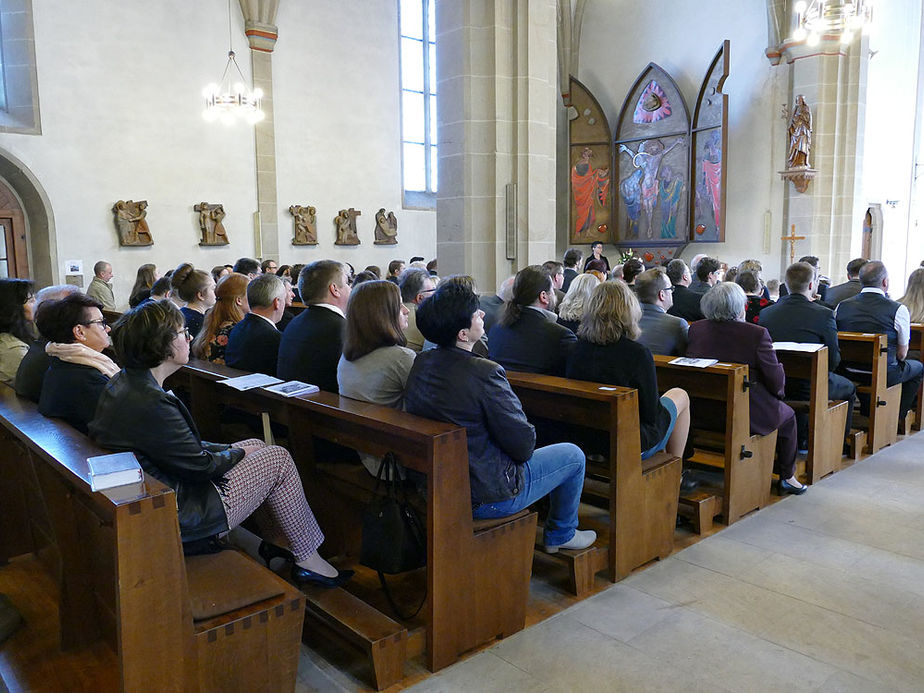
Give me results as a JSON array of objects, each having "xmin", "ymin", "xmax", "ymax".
[{"xmin": 360, "ymin": 452, "xmax": 426, "ymax": 618}]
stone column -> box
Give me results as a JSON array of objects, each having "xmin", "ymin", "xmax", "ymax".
[
  {"xmin": 777, "ymin": 37, "xmax": 868, "ymax": 280},
  {"xmin": 239, "ymin": 0, "xmax": 279, "ymax": 261},
  {"xmin": 436, "ymin": 0, "xmax": 558, "ymax": 293}
]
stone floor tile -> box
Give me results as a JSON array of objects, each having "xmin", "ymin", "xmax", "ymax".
[{"xmin": 568, "ymin": 583, "xmax": 676, "ymax": 642}]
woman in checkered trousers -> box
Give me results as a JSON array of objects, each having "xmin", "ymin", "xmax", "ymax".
[{"xmin": 89, "ymin": 299, "xmax": 351, "ymax": 588}]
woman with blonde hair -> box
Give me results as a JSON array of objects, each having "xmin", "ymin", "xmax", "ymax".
[
  {"xmin": 899, "ymin": 267, "xmax": 924, "ymax": 324},
  {"xmin": 567, "ymin": 281, "xmax": 690, "ymax": 461},
  {"xmin": 128, "ymin": 263, "xmax": 159, "ymax": 308},
  {"xmin": 557, "ymin": 273, "xmax": 601, "ymax": 333},
  {"xmin": 191, "ymin": 272, "xmax": 249, "ymax": 364}
]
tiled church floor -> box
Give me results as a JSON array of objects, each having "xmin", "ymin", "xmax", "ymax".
[{"xmin": 299, "ymin": 430, "xmax": 924, "ymax": 692}]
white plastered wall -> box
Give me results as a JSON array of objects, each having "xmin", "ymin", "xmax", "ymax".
[{"xmin": 0, "ymin": 0, "xmax": 436, "ymax": 308}]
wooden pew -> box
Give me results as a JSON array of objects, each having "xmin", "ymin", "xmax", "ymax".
[
  {"xmin": 773, "ymin": 345, "xmax": 850, "ymax": 483},
  {"xmin": 168, "ymin": 359, "xmax": 537, "ymax": 684},
  {"xmin": 836, "ymin": 332, "xmax": 900, "ymax": 454},
  {"xmin": 652, "ymin": 356, "xmax": 777, "ymax": 530},
  {"xmin": 0, "ymin": 386, "xmax": 305, "ymax": 692},
  {"xmin": 505, "ymin": 371, "xmax": 681, "ymax": 593},
  {"xmin": 911, "ymin": 323, "xmax": 923, "ymax": 432}
]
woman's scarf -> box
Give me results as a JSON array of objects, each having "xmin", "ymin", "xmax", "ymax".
[{"xmin": 45, "ymin": 341, "xmax": 120, "ymax": 378}]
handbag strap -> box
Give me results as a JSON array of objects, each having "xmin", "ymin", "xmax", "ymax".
[{"xmin": 377, "ymin": 570, "xmax": 427, "ymax": 621}]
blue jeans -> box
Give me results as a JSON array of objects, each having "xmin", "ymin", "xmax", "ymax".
[{"xmin": 472, "ymin": 443, "xmax": 585, "ymax": 546}]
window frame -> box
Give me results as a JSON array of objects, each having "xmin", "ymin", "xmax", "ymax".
[{"xmin": 398, "ymin": 0, "xmax": 436, "ymax": 210}]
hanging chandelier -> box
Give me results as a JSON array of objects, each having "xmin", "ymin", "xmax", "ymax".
[
  {"xmin": 792, "ymin": 0, "xmax": 874, "ymax": 47},
  {"xmin": 201, "ymin": 0, "xmax": 264, "ymax": 125}
]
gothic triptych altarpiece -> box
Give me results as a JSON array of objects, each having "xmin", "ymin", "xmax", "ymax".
[{"xmin": 569, "ymin": 41, "xmax": 729, "ymax": 265}]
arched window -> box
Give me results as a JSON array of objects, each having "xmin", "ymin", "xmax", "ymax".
[{"xmin": 399, "ymin": 0, "xmax": 436, "ymax": 208}]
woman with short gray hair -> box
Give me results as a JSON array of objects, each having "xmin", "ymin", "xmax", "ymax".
[{"xmin": 686, "ymin": 283, "xmax": 805, "ymax": 495}]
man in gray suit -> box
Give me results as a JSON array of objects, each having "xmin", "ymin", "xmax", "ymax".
[
  {"xmin": 825, "ymin": 257, "xmax": 867, "ymax": 307},
  {"xmin": 637, "ymin": 267, "xmax": 689, "ymax": 356}
]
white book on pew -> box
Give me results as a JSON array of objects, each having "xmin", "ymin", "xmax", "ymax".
[
  {"xmin": 87, "ymin": 452, "xmax": 143, "ymax": 492},
  {"xmin": 669, "ymin": 356, "xmax": 718, "ymax": 368},
  {"xmin": 772, "ymin": 341, "xmax": 824, "ymax": 352},
  {"xmin": 263, "ymin": 380, "xmax": 320, "ymax": 397},
  {"xmin": 218, "ymin": 372, "xmax": 283, "ymax": 390}
]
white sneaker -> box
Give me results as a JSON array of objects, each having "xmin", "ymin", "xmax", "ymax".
[{"xmin": 544, "ymin": 529, "xmax": 596, "ymax": 554}]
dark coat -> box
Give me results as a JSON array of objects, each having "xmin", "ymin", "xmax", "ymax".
[
  {"xmin": 181, "ymin": 307, "xmax": 205, "ymax": 340},
  {"xmin": 89, "ymin": 368, "xmax": 243, "ymax": 542},
  {"xmin": 825, "ymin": 278, "xmax": 861, "ymax": 307},
  {"xmin": 638, "ymin": 303, "xmax": 688, "ymax": 356},
  {"xmin": 566, "ymin": 337, "xmax": 671, "ymax": 452},
  {"xmin": 404, "ymin": 347, "xmax": 532, "ymax": 506},
  {"xmin": 668, "ymin": 284, "xmax": 705, "ymax": 322},
  {"xmin": 562, "ymin": 267, "xmax": 578, "ymax": 293},
  {"xmin": 276, "ymin": 305, "xmax": 344, "ymax": 392},
  {"xmin": 225, "ymin": 313, "xmax": 281, "ymax": 377},
  {"xmin": 686, "ymin": 320, "xmax": 792, "ymax": 437},
  {"xmin": 488, "ymin": 307, "xmax": 576, "ymax": 376},
  {"xmin": 757, "ymin": 293, "xmax": 841, "ymax": 370},
  {"xmin": 38, "ymin": 357, "xmax": 109, "ymax": 434},
  {"xmin": 14, "ymin": 338, "xmax": 50, "ymax": 402},
  {"xmin": 480, "ymin": 294, "xmax": 505, "ymax": 335},
  {"xmin": 583, "ymin": 255, "xmax": 610, "ymax": 273}
]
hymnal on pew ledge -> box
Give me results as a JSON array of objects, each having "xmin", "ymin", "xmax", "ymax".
[{"xmin": 87, "ymin": 452, "xmax": 143, "ymax": 491}]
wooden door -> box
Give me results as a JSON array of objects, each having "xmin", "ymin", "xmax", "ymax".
[{"xmin": 0, "ymin": 213, "xmax": 28, "ymax": 278}]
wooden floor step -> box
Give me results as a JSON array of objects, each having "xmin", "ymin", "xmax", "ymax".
[
  {"xmin": 678, "ymin": 491, "xmax": 721, "ymax": 535},
  {"xmin": 303, "ymin": 585, "xmax": 407, "ymax": 691}
]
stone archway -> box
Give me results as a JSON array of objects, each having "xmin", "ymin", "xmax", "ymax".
[{"xmin": 0, "ymin": 147, "xmax": 57, "ymax": 285}]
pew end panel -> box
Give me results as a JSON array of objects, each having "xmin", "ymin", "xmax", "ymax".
[
  {"xmin": 775, "ymin": 346, "xmax": 849, "ymax": 484},
  {"xmin": 912, "ymin": 324, "xmax": 923, "ymax": 432},
  {"xmin": 506, "ymin": 372, "xmax": 682, "ymax": 585},
  {"xmin": 837, "ymin": 332, "xmax": 900, "ymax": 454},
  {"xmin": 653, "ymin": 357, "xmax": 774, "ymax": 526}
]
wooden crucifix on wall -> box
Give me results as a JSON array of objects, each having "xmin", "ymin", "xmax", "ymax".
[{"xmin": 781, "ymin": 224, "xmax": 805, "ymax": 266}]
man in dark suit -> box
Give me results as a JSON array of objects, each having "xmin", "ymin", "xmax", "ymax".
[
  {"xmin": 277, "ymin": 260, "xmax": 352, "ymax": 393},
  {"xmin": 759, "ymin": 262, "xmax": 856, "ymax": 449},
  {"xmin": 636, "ymin": 267, "xmax": 688, "ymax": 356},
  {"xmin": 225, "ymin": 273, "xmax": 286, "ymax": 376},
  {"xmin": 688, "ymin": 256, "xmax": 721, "ymax": 294},
  {"xmin": 488, "ymin": 265, "xmax": 576, "ymax": 376},
  {"xmin": 835, "ymin": 261, "xmax": 923, "ymax": 421},
  {"xmin": 481, "ymin": 275, "xmax": 514, "ymax": 335},
  {"xmin": 542, "ymin": 260, "xmax": 566, "ymax": 310},
  {"xmin": 666, "ymin": 259, "xmax": 705, "ymax": 322},
  {"xmin": 825, "ymin": 257, "xmax": 867, "ymax": 307}
]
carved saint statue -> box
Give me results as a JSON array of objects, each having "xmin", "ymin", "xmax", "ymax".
[
  {"xmin": 288, "ymin": 204, "xmax": 318, "ymax": 245},
  {"xmin": 112, "ymin": 200, "xmax": 153, "ymax": 246},
  {"xmin": 334, "ymin": 208, "xmax": 361, "ymax": 245},
  {"xmin": 373, "ymin": 208, "xmax": 398, "ymax": 245},
  {"xmin": 194, "ymin": 202, "xmax": 230, "ymax": 245},
  {"xmin": 787, "ymin": 95, "xmax": 812, "ymax": 169}
]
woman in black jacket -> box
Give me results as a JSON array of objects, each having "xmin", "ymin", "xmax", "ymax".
[
  {"xmin": 403, "ymin": 281, "xmax": 596, "ymax": 553},
  {"xmin": 35, "ymin": 293, "xmax": 119, "ymax": 434},
  {"xmin": 567, "ymin": 280, "xmax": 690, "ymax": 461},
  {"xmin": 89, "ymin": 300, "xmax": 349, "ymax": 587}
]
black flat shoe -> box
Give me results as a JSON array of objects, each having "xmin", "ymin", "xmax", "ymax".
[
  {"xmin": 779, "ymin": 479, "xmax": 808, "ymax": 496},
  {"xmin": 291, "ymin": 565, "xmax": 354, "ymax": 588},
  {"xmin": 258, "ymin": 540, "xmax": 294, "ymax": 568},
  {"xmin": 679, "ymin": 470, "xmax": 699, "ymax": 493}
]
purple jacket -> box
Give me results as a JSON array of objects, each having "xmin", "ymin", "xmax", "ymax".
[{"xmin": 686, "ymin": 320, "xmax": 792, "ymax": 437}]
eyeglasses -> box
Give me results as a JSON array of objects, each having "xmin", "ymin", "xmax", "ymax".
[
  {"xmin": 82, "ymin": 319, "xmax": 108, "ymax": 328},
  {"xmin": 177, "ymin": 327, "xmax": 191, "ymax": 341},
  {"xmin": 661, "ymin": 285, "xmax": 675, "ymax": 293}
]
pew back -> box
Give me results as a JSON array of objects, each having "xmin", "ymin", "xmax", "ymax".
[{"xmin": 837, "ymin": 332, "xmax": 900, "ymax": 453}]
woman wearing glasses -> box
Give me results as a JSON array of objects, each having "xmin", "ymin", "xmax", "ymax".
[
  {"xmin": 89, "ymin": 299, "xmax": 350, "ymax": 587},
  {"xmin": 35, "ymin": 293, "xmax": 119, "ymax": 434}
]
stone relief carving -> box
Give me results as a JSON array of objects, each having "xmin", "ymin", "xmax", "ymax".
[
  {"xmin": 194, "ymin": 202, "xmax": 230, "ymax": 245},
  {"xmin": 112, "ymin": 200, "xmax": 153, "ymax": 246},
  {"xmin": 288, "ymin": 204, "xmax": 318, "ymax": 245},
  {"xmin": 334, "ymin": 208, "xmax": 361, "ymax": 245},
  {"xmin": 373, "ymin": 208, "xmax": 398, "ymax": 245}
]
